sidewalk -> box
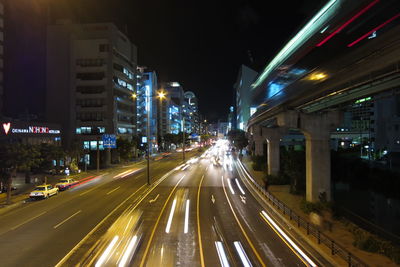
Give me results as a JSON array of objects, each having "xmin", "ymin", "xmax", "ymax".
[{"xmin": 241, "ymin": 155, "xmax": 398, "ymax": 267}]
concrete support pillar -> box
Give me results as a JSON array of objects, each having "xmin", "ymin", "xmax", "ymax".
[
  {"xmin": 305, "ymin": 132, "xmax": 331, "ymax": 202},
  {"xmin": 300, "ymin": 111, "xmax": 341, "ymax": 202},
  {"xmin": 254, "ymin": 138, "xmax": 264, "ymax": 156},
  {"xmin": 262, "ymin": 127, "xmax": 285, "ymax": 176}
]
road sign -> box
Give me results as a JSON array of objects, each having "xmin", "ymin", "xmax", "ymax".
[{"xmin": 102, "ymin": 134, "xmax": 117, "ymax": 148}]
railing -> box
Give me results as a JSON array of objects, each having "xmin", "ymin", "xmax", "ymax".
[{"xmin": 236, "ymin": 159, "xmax": 368, "ymax": 267}]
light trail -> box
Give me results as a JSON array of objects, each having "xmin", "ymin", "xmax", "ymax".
[
  {"xmin": 184, "ymin": 199, "xmax": 190, "ymax": 234},
  {"xmin": 227, "ymin": 177, "xmax": 235, "ymax": 195},
  {"xmin": 260, "ymin": 210, "xmax": 317, "ymax": 267},
  {"xmin": 165, "ymin": 199, "xmax": 177, "ymax": 233},
  {"xmin": 233, "ymin": 241, "xmax": 252, "ymax": 267},
  {"xmin": 215, "ymin": 241, "xmax": 230, "ymax": 267},
  {"xmin": 118, "ymin": 235, "xmax": 138, "ymax": 267},
  {"xmin": 235, "ymin": 179, "xmax": 246, "ymax": 195},
  {"xmin": 95, "ymin": 235, "xmax": 119, "ymax": 267}
]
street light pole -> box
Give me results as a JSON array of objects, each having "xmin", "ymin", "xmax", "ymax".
[
  {"xmin": 146, "ymin": 91, "xmax": 151, "ymax": 185},
  {"xmin": 182, "ymin": 116, "xmax": 185, "ymax": 162}
]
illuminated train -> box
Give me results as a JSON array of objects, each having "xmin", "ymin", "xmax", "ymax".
[{"xmin": 249, "ymin": 0, "xmax": 400, "ymax": 126}]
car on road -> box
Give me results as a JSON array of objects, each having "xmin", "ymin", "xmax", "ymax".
[
  {"xmin": 55, "ymin": 178, "xmax": 78, "ymax": 191},
  {"xmin": 29, "ymin": 184, "xmax": 58, "ymax": 200}
]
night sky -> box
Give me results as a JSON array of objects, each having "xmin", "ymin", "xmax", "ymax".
[{"xmin": 4, "ymin": 0, "xmax": 325, "ymax": 122}]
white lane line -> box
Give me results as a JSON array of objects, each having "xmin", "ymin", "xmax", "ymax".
[
  {"xmin": 235, "ymin": 179, "xmax": 246, "ymax": 195},
  {"xmin": 95, "ymin": 235, "xmax": 119, "ymax": 267},
  {"xmin": 215, "ymin": 241, "xmax": 230, "ymax": 267},
  {"xmin": 11, "ymin": 211, "xmax": 47, "ymax": 230},
  {"xmin": 227, "ymin": 178, "xmax": 235, "ymax": 195},
  {"xmin": 234, "ymin": 241, "xmax": 252, "ymax": 267},
  {"xmin": 79, "ymin": 183, "xmax": 104, "ymax": 196},
  {"xmin": 165, "ymin": 198, "xmax": 177, "ymax": 233},
  {"xmin": 106, "ymin": 186, "xmax": 120, "ymax": 195},
  {"xmin": 184, "ymin": 199, "xmax": 190, "ymax": 234},
  {"xmin": 53, "ymin": 210, "xmax": 82, "ymax": 229},
  {"xmin": 260, "ymin": 210, "xmax": 317, "ymax": 267}
]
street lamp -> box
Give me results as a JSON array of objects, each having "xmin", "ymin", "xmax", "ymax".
[{"xmin": 143, "ymin": 90, "xmax": 166, "ymax": 185}]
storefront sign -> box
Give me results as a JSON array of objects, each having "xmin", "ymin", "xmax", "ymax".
[{"xmin": 2, "ymin": 122, "xmax": 61, "ymax": 135}]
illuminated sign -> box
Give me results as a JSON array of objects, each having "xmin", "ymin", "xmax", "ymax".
[
  {"xmin": 1, "ymin": 122, "xmax": 61, "ymax": 135},
  {"xmin": 3, "ymin": 122, "xmax": 10, "ymax": 135}
]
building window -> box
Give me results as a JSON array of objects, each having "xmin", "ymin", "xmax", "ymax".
[
  {"xmin": 99, "ymin": 44, "xmax": 110, "ymax": 52},
  {"xmin": 76, "ymin": 72, "xmax": 105, "ymax": 80}
]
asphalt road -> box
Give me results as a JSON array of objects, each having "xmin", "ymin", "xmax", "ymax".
[
  {"xmin": 79, "ymin": 142, "xmax": 322, "ymax": 267},
  {"xmin": 0, "ymin": 151, "xmax": 194, "ymax": 267},
  {"xmin": 0, "ymin": 144, "xmax": 326, "ymax": 267}
]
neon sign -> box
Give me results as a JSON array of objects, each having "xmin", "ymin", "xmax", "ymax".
[{"xmin": 2, "ymin": 122, "xmax": 61, "ymax": 135}]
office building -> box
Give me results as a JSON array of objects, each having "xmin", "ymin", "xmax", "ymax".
[
  {"xmin": 136, "ymin": 68, "xmax": 158, "ymax": 153},
  {"xmin": 0, "ymin": 1, "xmax": 3, "ymax": 116},
  {"xmin": 46, "ymin": 22, "xmax": 137, "ymax": 166},
  {"xmin": 234, "ymin": 65, "xmax": 258, "ymax": 130},
  {"xmin": 183, "ymin": 91, "xmax": 199, "ymax": 134}
]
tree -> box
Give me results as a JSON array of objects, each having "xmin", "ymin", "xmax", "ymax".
[
  {"xmin": 227, "ymin": 129, "xmax": 248, "ymax": 155},
  {"xmin": 0, "ymin": 143, "xmax": 41, "ymax": 204},
  {"xmin": 116, "ymin": 137, "xmax": 134, "ymax": 162}
]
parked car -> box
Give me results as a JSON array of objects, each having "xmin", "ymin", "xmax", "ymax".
[
  {"xmin": 29, "ymin": 184, "xmax": 58, "ymax": 199},
  {"xmin": 55, "ymin": 178, "xmax": 78, "ymax": 191}
]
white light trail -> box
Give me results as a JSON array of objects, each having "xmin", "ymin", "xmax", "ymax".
[
  {"xmin": 260, "ymin": 211, "xmax": 317, "ymax": 267},
  {"xmin": 227, "ymin": 178, "xmax": 235, "ymax": 195},
  {"xmin": 215, "ymin": 241, "xmax": 230, "ymax": 267},
  {"xmin": 184, "ymin": 199, "xmax": 190, "ymax": 234},
  {"xmin": 118, "ymin": 235, "xmax": 138, "ymax": 267},
  {"xmin": 95, "ymin": 235, "xmax": 119, "ymax": 267},
  {"xmin": 235, "ymin": 179, "xmax": 246, "ymax": 195},
  {"xmin": 233, "ymin": 241, "xmax": 252, "ymax": 267},
  {"xmin": 165, "ymin": 199, "xmax": 177, "ymax": 233}
]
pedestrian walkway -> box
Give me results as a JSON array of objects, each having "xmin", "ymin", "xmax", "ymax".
[{"xmin": 241, "ymin": 154, "xmax": 398, "ymax": 267}]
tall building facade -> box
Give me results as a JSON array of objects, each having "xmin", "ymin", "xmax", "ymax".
[
  {"xmin": 159, "ymin": 82, "xmax": 184, "ymax": 135},
  {"xmin": 136, "ymin": 68, "xmax": 158, "ymax": 152},
  {"xmin": 0, "ymin": 1, "xmax": 4, "ymax": 116},
  {"xmin": 234, "ymin": 65, "xmax": 258, "ymax": 130},
  {"xmin": 46, "ymin": 22, "xmax": 137, "ymax": 165},
  {"xmin": 183, "ymin": 91, "xmax": 199, "ymax": 134}
]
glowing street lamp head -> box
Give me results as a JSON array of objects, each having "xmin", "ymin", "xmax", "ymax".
[
  {"xmin": 157, "ymin": 91, "xmax": 166, "ymax": 99},
  {"xmin": 132, "ymin": 93, "xmax": 137, "ymax": 99}
]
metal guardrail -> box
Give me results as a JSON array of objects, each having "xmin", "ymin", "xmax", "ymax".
[{"xmin": 237, "ymin": 159, "xmax": 368, "ymax": 267}]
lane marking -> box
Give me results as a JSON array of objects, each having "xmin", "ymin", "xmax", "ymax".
[
  {"xmin": 11, "ymin": 211, "xmax": 47, "ymax": 230},
  {"xmin": 221, "ymin": 175, "xmax": 266, "ymax": 267},
  {"xmin": 165, "ymin": 199, "xmax": 178, "ymax": 233},
  {"xmin": 240, "ymin": 195, "xmax": 247, "ymax": 204},
  {"xmin": 211, "ymin": 194, "xmax": 216, "ymax": 204},
  {"xmin": 235, "ymin": 178, "xmax": 246, "ymax": 195},
  {"xmin": 197, "ymin": 174, "xmax": 206, "ymax": 267},
  {"xmin": 184, "ymin": 199, "xmax": 190, "ymax": 234},
  {"xmin": 260, "ymin": 211, "xmax": 317, "ymax": 267},
  {"xmin": 106, "ymin": 186, "xmax": 120, "ymax": 195},
  {"xmin": 149, "ymin": 194, "xmax": 160, "ymax": 203},
  {"xmin": 54, "ymin": 210, "xmax": 82, "ymax": 229},
  {"xmin": 139, "ymin": 173, "xmax": 186, "ymax": 267},
  {"xmin": 79, "ymin": 183, "xmax": 105, "ymax": 196}
]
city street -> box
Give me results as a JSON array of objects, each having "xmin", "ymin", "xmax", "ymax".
[
  {"xmin": 57, "ymin": 142, "xmax": 328, "ymax": 267},
  {"xmin": 0, "ymin": 152, "xmax": 196, "ymax": 267}
]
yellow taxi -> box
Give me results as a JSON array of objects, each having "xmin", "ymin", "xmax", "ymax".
[{"xmin": 29, "ymin": 184, "xmax": 58, "ymax": 200}]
